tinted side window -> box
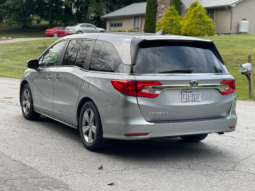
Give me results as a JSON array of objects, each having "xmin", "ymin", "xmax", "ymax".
[
  {"xmin": 80, "ymin": 25, "xmax": 87, "ymax": 28},
  {"xmin": 62, "ymin": 40, "xmax": 92, "ymax": 68},
  {"xmin": 39, "ymin": 41, "xmax": 66, "ymax": 67},
  {"xmin": 89, "ymin": 40, "xmax": 122, "ymax": 72}
]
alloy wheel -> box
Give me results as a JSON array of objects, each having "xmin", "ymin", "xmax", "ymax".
[
  {"xmin": 82, "ymin": 109, "xmax": 96, "ymax": 143},
  {"xmin": 22, "ymin": 89, "xmax": 30, "ymax": 115}
]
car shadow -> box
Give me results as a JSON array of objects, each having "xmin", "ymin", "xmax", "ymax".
[{"xmin": 36, "ymin": 116, "xmax": 232, "ymax": 163}]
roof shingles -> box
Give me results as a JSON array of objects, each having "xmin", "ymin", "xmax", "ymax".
[
  {"xmin": 181, "ymin": 0, "xmax": 245, "ymax": 8},
  {"xmin": 101, "ymin": 2, "xmax": 146, "ymax": 18}
]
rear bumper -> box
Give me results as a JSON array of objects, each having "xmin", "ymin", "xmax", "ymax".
[{"xmin": 99, "ymin": 95, "xmax": 237, "ymax": 140}]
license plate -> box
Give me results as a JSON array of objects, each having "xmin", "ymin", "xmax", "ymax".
[{"xmin": 182, "ymin": 90, "xmax": 201, "ymax": 103}]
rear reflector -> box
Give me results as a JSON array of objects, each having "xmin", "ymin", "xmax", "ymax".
[
  {"xmin": 229, "ymin": 126, "xmax": 236, "ymax": 129},
  {"xmin": 220, "ymin": 79, "xmax": 235, "ymax": 95},
  {"xmin": 125, "ymin": 133, "xmax": 149, "ymax": 137},
  {"xmin": 111, "ymin": 80, "xmax": 161, "ymax": 98}
]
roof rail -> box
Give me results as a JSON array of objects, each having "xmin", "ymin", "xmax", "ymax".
[{"xmin": 156, "ymin": 29, "xmax": 166, "ymax": 35}]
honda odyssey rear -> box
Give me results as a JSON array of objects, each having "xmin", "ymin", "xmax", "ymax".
[{"xmin": 21, "ymin": 33, "xmax": 237, "ymax": 151}]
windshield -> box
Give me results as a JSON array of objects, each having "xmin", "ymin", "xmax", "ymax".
[{"xmin": 133, "ymin": 41, "xmax": 227, "ymax": 74}]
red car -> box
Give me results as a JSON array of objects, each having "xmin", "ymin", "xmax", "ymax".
[{"xmin": 45, "ymin": 27, "xmax": 68, "ymax": 37}]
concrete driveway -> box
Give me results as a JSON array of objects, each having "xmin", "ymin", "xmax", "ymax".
[
  {"xmin": 0, "ymin": 77, "xmax": 255, "ymax": 191},
  {"xmin": 0, "ymin": 37, "xmax": 55, "ymax": 44}
]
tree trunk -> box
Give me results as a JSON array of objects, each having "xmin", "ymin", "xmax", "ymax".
[
  {"xmin": 49, "ymin": 7, "xmax": 52, "ymax": 29},
  {"xmin": 22, "ymin": 19, "xmax": 29, "ymax": 28}
]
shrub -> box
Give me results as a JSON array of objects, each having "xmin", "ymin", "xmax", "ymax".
[
  {"xmin": 128, "ymin": 29, "xmax": 138, "ymax": 32},
  {"xmin": 172, "ymin": 0, "xmax": 181, "ymax": 15},
  {"xmin": 181, "ymin": 1, "xmax": 216, "ymax": 36},
  {"xmin": 144, "ymin": 0, "xmax": 157, "ymax": 33},
  {"xmin": 109, "ymin": 30, "xmax": 117, "ymax": 32},
  {"xmin": 155, "ymin": 5, "xmax": 182, "ymax": 35},
  {"xmin": 117, "ymin": 29, "xmax": 126, "ymax": 32}
]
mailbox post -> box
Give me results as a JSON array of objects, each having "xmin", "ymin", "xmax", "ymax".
[{"xmin": 239, "ymin": 55, "xmax": 253, "ymax": 98}]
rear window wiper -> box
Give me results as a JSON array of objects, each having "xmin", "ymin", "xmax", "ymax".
[{"xmin": 159, "ymin": 70, "xmax": 193, "ymax": 73}]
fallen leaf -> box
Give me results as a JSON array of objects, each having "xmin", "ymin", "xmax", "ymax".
[
  {"xmin": 107, "ymin": 182, "xmax": 115, "ymax": 185},
  {"xmin": 98, "ymin": 165, "xmax": 103, "ymax": 170}
]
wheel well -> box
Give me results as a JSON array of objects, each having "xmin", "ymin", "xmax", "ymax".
[
  {"xmin": 20, "ymin": 80, "xmax": 28, "ymax": 103},
  {"xmin": 76, "ymin": 97, "xmax": 95, "ymax": 124}
]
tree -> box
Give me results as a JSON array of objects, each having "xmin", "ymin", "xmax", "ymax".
[
  {"xmin": 0, "ymin": 0, "xmax": 6, "ymax": 23},
  {"xmin": 1, "ymin": 0, "xmax": 37, "ymax": 28},
  {"xmin": 172, "ymin": 0, "xmax": 181, "ymax": 15},
  {"xmin": 181, "ymin": 1, "xmax": 216, "ymax": 36},
  {"xmin": 155, "ymin": 5, "xmax": 182, "ymax": 35},
  {"xmin": 144, "ymin": 0, "xmax": 157, "ymax": 33}
]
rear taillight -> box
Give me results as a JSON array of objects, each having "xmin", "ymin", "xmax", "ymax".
[
  {"xmin": 219, "ymin": 79, "xmax": 235, "ymax": 95},
  {"xmin": 111, "ymin": 80, "xmax": 161, "ymax": 98}
]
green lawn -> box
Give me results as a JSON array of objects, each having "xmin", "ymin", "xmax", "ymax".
[
  {"xmin": 0, "ymin": 35, "xmax": 255, "ymax": 100},
  {"xmin": 0, "ymin": 23, "xmax": 49, "ymax": 38},
  {"xmin": 0, "ymin": 39, "xmax": 56, "ymax": 78}
]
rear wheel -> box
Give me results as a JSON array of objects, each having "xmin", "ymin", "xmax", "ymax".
[
  {"xmin": 180, "ymin": 134, "xmax": 208, "ymax": 142},
  {"xmin": 21, "ymin": 84, "xmax": 41, "ymax": 120},
  {"xmin": 53, "ymin": 33, "xmax": 58, "ymax": 37},
  {"xmin": 77, "ymin": 31, "xmax": 83, "ymax": 34},
  {"xmin": 79, "ymin": 101, "xmax": 105, "ymax": 151}
]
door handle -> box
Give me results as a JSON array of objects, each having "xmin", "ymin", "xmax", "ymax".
[
  {"xmin": 46, "ymin": 74, "xmax": 52, "ymax": 80},
  {"xmin": 55, "ymin": 74, "xmax": 61, "ymax": 81}
]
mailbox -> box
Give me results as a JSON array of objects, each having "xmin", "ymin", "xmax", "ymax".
[{"xmin": 239, "ymin": 63, "xmax": 252, "ymax": 74}]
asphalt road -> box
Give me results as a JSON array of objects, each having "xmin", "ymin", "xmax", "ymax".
[{"xmin": 0, "ymin": 77, "xmax": 255, "ymax": 191}]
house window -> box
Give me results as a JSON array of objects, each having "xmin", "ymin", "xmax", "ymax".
[
  {"xmin": 134, "ymin": 16, "xmax": 140, "ymax": 28},
  {"xmin": 207, "ymin": 9, "xmax": 215, "ymax": 21},
  {"xmin": 111, "ymin": 22, "xmax": 122, "ymax": 28}
]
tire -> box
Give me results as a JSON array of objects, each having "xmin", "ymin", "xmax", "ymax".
[
  {"xmin": 79, "ymin": 101, "xmax": 105, "ymax": 151},
  {"xmin": 21, "ymin": 84, "xmax": 41, "ymax": 120},
  {"xmin": 180, "ymin": 134, "xmax": 208, "ymax": 142},
  {"xmin": 53, "ymin": 33, "xmax": 58, "ymax": 37},
  {"xmin": 77, "ymin": 31, "xmax": 83, "ymax": 34},
  {"xmin": 100, "ymin": 31, "xmax": 104, "ymax": 33}
]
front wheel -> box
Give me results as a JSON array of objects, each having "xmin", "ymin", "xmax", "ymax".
[
  {"xmin": 53, "ymin": 33, "xmax": 58, "ymax": 37},
  {"xmin": 79, "ymin": 101, "xmax": 105, "ymax": 151},
  {"xmin": 21, "ymin": 84, "xmax": 41, "ymax": 120},
  {"xmin": 180, "ymin": 134, "xmax": 208, "ymax": 142}
]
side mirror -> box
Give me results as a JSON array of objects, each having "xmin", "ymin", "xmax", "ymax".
[{"xmin": 27, "ymin": 59, "xmax": 39, "ymax": 70}]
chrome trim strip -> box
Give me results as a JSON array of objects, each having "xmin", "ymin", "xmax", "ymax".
[
  {"xmin": 34, "ymin": 109, "xmax": 77, "ymax": 129},
  {"xmin": 142, "ymin": 84, "xmax": 224, "ymax": 94}
]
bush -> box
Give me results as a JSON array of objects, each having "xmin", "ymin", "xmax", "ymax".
[
  {"xmin": 181, "ymin": 1, "xmax": 216, "ymax": 36},
  {"xmin": 144, "ymin": 0, "xmax": 157, "ymax": 33},
  {"xmin": 109, "ymin": 30, "xmax": 117, "ymax": 32},
  {"xmin": 172, "ymin": 0, "xmax": 181, "ymax": 15},
  {"xmin": 128, "ymin": 29, "xmax": 138, "ymax": 32},
  {"xmin": 117, "ymin": 29, "xmax": 126, "ymax": 32},
  {"xmin": 155, "ymin": 5, "xmax": 182, "ymax": 35}
]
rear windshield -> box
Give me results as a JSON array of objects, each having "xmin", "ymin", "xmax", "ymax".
[{"xmin": 133, "ymin": 41, "xmax": 227, "ymax": 74}]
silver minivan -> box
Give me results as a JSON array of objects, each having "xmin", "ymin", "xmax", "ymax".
[
  {"xmin": 65, "ymin": 23, "xmax": 105, "ymax": 35},
  {"xmin": 20, "ymin": 33, "xmax": 237, "ymax": 151}
]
